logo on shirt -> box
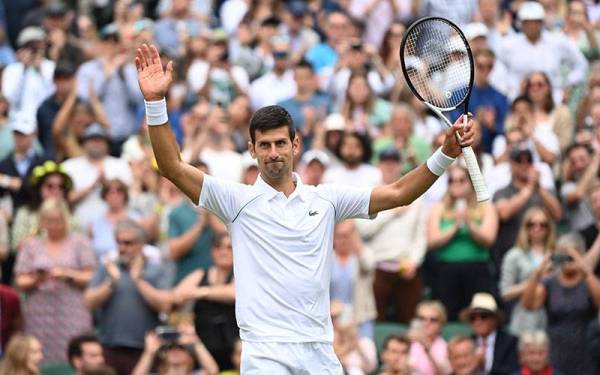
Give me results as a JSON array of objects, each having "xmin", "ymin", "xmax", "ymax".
[{"xmin": 308, "ymin": 210, "xmax": 319, "ymax": 216}]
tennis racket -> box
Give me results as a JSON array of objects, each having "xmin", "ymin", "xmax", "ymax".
[{"xmin": 400, "ymin": 17, "xmax": 489, "ymax": 202}]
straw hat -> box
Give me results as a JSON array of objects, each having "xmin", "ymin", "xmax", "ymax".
[{"xmin": 459, "ymin": 293, "xmax": 504, "ymax": 322}]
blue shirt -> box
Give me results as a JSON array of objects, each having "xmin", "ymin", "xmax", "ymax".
[
  {"xmin": 305, "ymin": 43, "xmax": 338, "ymax": 73},
  {"xmin": 277, "ymin": 92, "xmax": 331, "ymax": 131},
  {"xmin": 451, "ymin": 84, "xmax": 508, "ymax": 153}
]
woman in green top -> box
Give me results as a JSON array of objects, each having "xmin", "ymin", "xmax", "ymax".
[{"xmin": 427, "ymin": 165, "xmax": 498, "ymax": 320}]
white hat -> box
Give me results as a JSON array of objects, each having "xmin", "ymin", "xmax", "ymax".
[
  {"xmin": 518, "ymin": 1, "xmax": 545, "ymax": 21},
  {"xmin": 324, "ymin": 113, "xmax": 346, "ymax": 131},
  {"xmin": 9, "ymin": 111, "xmax": 37, "ymax": 135},
  {"xmin": 17, "ymin": 26, "xmax": 46, "ymax": 47},
  {"xmin": 448, "ymin": 35, "xmax": 465, "ymax": 53},
  {"xmin": 459, "ymin": 293, "xmax": 504, "ymax": 322},
  {"xmin": 241, "ymin": 151, "xmax": 258, "ymax": 170},
  {"xmin": 464, "ymin": 22, "xmax": 488, "ymax": 41},
  {"xmin": 301, "ymin": 149, "xmax": 330, "ymax": 167}
]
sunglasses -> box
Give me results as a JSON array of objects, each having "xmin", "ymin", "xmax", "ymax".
[
  {"xmin": 117, "ymin": 239, "xmax": 139, "ymax": 246},
  {"xmin": 526, "ymin": 221, "xmax": 549, "ymax": 229},
  {"xmin": 417, "ymin": 315, "xmax": 440, "ymax": 323},
  {"xmin": 469, "ymin": 312, "xmax": 493, "ymax": 322}
]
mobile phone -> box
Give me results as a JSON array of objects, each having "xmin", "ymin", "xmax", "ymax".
[
  {"xmin": 155, "ymin": 326, "xmax": 180, "ymax": 343},
  {"xmin": 551, "ymin": 254, "xmax": 573, "ymax": 264}
]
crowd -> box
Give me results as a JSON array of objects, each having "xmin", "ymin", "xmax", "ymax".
[{"xmin": 2, "ymin": 0, "xmax": 600, "ymax": 374}]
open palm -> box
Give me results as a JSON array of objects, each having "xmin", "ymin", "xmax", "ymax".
[{"xmin": 135, "ymin": 44, "xmax": 173, "ymax": 101}]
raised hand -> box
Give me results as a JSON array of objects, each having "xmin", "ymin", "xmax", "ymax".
[{"xmin": 135, "ymin": 44, "xmax": 173, "ymax": 101}]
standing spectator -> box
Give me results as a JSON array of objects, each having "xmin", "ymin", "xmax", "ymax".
[
  {"xmin": 408, "ymin": 301, "xmax": 451, "ymax": 375},
  {"xmin": 62, "ymin": 123, "xmax": 133, "ymax": 229},
  {"xmin": 561, "ymin": 143, "xmax": 598, "ymax": 232},
  {"xmin": 426, "ymin": 165, "xmax": 498, "ymax": 320},
  {"xmin": 1, "ymin": 27, "xmax": 55, "ymax": 116},
  {"xmin": 521, "ymin": 233, "xmax": 600, "ymax": 375},
  {"xmin": 172, "ymin": 233, "xmax": 236, "ymax": 369},
  {"xmin": 281, "ymin": 1, "xmax": 320, "ymax": 64},
  {"xmin": 84, "ymin": 219, "xmax": 172, "ymax": 375},
  {"xmin": 324, "ymin": 131, "xmax": 381, "ymax": 187},
  {"xmin": 68, "ymin": 334, "xmax": 107, "ymax": 375},
  {"xmin": 349, "ymin": 0, "xmax": 414, "ymax": 48},
  {"xmin": 562, "ymin": 0, "xmax": 600, "ymax": 61},
  {"xmin": 377, "ymin": 335, "xmax": 413, "ymax": 375},
  {"xmin": 0, "ymin": 334, "xmax": 43, "ymax": 375},
  {"xmin": 0, "ymin": 284, "xmax": 21, "ymax": 356},
  {"xmin": 154, "ymin": 0, "xmax": 205, "ymax": 58},
  {"xmin": 356, "ymin": 148, "xmax": 427, "ymax": 323},
  {"xmin": 0, "ymin": 112, "xmax": 47, "ymax": 211},
  {"xmin": 15, "ymin": 198, "xmax": 97, "ymax": 363},
  {"xmin": 305, "ymin": 9, "xmax": 351, "ymax": 75},
  {"xmin": 446, "ymin": 336, "xmax": 482, "ymax": 375},
  {"xmin": 459, "ymin": 293, "xmax": 520, "ymax": 375},
  {"xmin": 500, "ymin": 207, "xmax": 555, "ymax": 335},
  {"xmin": 512, "ymin": 331, "xmax": 566, "ymax": 375},
  {"xmin": 498, "ymin": 1, "xmax": 588, "ymax": 102},
  {"xmin": 76, "ymin": 25, "xmax": 143, "ymax": 155}
]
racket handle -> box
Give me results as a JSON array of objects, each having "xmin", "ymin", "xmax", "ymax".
[{"xmin": 462, "ymin": 146, "xmax": 490, "ymax": 202}]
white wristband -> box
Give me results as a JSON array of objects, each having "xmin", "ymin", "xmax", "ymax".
[
  {"xmin": 426, "ymin": 147, "xmax": 455, "ymax": 176},
  {"xmin": 144, "ymin": 98, "xmax": 168, "ymax": 126}
]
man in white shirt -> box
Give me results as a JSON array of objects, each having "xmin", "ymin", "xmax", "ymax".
[
  {"xmin": 135, "ymin": 43, "xmax": 475, "ymax": 374},
  {"xmin": 324, "ymin": 131, "xmax": 382, "ymax": 188}
]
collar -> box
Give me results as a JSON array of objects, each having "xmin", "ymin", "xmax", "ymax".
[
  {"xmin": 479, "ymin": 330, "xmax": 497, "ymax": 345},
  {"xmin": 254, "ymin": 172, "xmax": 308, "ymax": 202},
  {"xmin": 13, "ymin": 147, "xmax": 36, "ymax": 162}
]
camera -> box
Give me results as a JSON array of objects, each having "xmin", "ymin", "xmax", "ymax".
[
  {"xmin": 155, "ymin": 326, "xmax": 181, "ymax": 344},
  {"xmin": 551, "ymin": 254, "xmax": 573, "ymax": 265}
]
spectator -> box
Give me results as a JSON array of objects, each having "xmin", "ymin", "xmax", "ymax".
[
  {"xmin": 522, "ymin": 233, "xmax": 600, "ymax": 375},
  {"xmin": 349, "ymin": 0, "xmax": 413, "ymax": 48},
  {"xmin": 68, "ymin": 333, "xmax": 107, "ymax": 375},
  {"xmin": 459, "ymin": 293, "xmax": 520, "ymax": 375},
  {"xmin": 512, "ymin": 330, "xmax": 566, "ymax": 375},
  {"xmin": 562, "ymin": 0, "xmax": 600, "ymax": 62},
  {"xmin": 446, "ymin": 336, "xmax": 482, "ymax": 375},
  {"xmin": 62, "ymin": 123, "xmax": 133, "ymax": 229},
  {"xmin": 498, "ymin": 1, "xmax": 588, "ymax": 102},
  {"xmin": 299, "ymin": 149, "xmax": 330, "ymax": 185},
  {"xmin": 0, "ymin": 334, "xmax": 43, "ymax": 375},
  {"xmin": 0, "ymin": 284, "xmax": 21, "ymax": 355},
  {"xmin": 84, "ymin": 219, "xmax": 172, "ymax": 375},
  {"xmin": 0, "ymin": 112, "xmax": 47, "ymax": 210},
  {"xmin": 376, "ymin": 335, "xmax": 413, "ymax": 375},
  {"xmin": 500, "ymin": 206, "xmax": 555, "ymax": 335},
  {"xmin": 491, "ymin": 145, "xmax": 561, "ymax": 275},
  {"xmin": 15, "ymin": 197, "xmax": 96, "ymax": 363},
  {"xmin": 281, "ymin": 1, "xmax": 320, "ymax": 64},
  {"xmin": 324, "ymin": 131, "xmax": 381, "ymax": 187},
  {"xmin": 331, "ymin": 220, "xmax": 376, "ymax": 338},
  {"xmin": 408, "ymin": 301, "xmax": 451, "ymax": 375},
  {"xmin": 228, "ymin": 95, "xmax": 252, "ymax": 154},
  {"xmin": 1, "ymin": 26, "xmax": 55, "ymax": 116},
  {"xmin": 172, "ymin": 232, "xmax": 236, "ymax": 369},
  {"xmin": 132, "ymin": 323, "xmax": 219, "ymax": 375},
  {"xmin": 76, "ymin": 24, "xmax": 143, "ymax": 155},
  {"xmin": 356, "ymin": 148, "xmax": 427, "ymax": 323},
  {"xmin": 154, "ymin": 0, "xmax": 206, "ymax": 58},
  {"xmin": 426, "ymin": 165, "xmax": 498, "ymax": 320},
  {"xmin": 305, "ymin": 9, "xmax": 351, "ymax": 75}
]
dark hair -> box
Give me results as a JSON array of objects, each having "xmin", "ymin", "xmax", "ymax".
[
  {"xmin": 54, "ymin": 62, "xmax": 76, "ymax": 80},
  {"xmin": 67, "ymin": 333, "xmax": 101, "ymax": 366},
  {"xmin": 212, "ymin": 231, "xmax": 231, "ymax": 249},
  {"xmin": 566, "ymin": 142, "xmax": 594, "ymax": 157},
  {"xmin": 101, "ymin": 179, "xmax": 129, "ymax": 203},
  {"xmin": 336, "ymin": 131, "xmax": 373, "ymax": 164},
  {"xmin": 383, "ymin": 334, "xmax": 410, "ymax": 351},
  {"xmin": 524, "ymin": 71, "xmax": 554, "ymax": 113},
  {"xmin": 295, "ymin": 59, "xmax": 314, "ymax": 73},
  {"xmin": 511, "ymin": 95, "xmax": 534, "ymax": 111},
  {"xmin": 249, "ymin": 105, "xmax": 295, "ymax": 144}
]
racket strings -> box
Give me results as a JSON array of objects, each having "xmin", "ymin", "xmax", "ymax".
[{"xmin": 403, "ymin": 20, "xmax": 471, "ymax": 109}]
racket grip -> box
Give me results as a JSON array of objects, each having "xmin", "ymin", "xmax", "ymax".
[{"xmin": 462, "ymin": 146, "xmax": 490, "ymax": 202}]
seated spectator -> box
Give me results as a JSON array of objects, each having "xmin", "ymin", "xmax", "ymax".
[
  {"xmin": 459, "ymin": 293, "xmax": 520, "ymax": 375},
  {"xmin": 132, "ymin": 323, "xmax": 219, "ymax": 375},
  {"xmin": 0, "ymin": 334, "xmax": 43, "ymax": 375},
  {"xmin": 376, "ymin": 335, "xmax": 413, "ymax": 375},
  {"xmin": 408, "ymin": 301, "xmax": 451, "ymax": 375},
  {"xmin": 446, "ymin": 336, "xmax": 481, "ymax": 375},
  {"xmin": 356, "ymin": 148, "xmax": 426, "ymax": 323},
  {"xmin": 172, "ymin": 233, "xmax": 236, "ymax": 369},
  {"xmin": 427, "ymin": 165, "xmax": 498, "ymax": 320},
  {"xmin": 15, "ymin": 197, "xmax": 96, "ymax": 363},
  {"xmin": 324, "ymin": 131, "xmax": 381, "ymax": 188},
  {"xmin": 500, "ymin": 206, "xmax": 555, "ymax": 335},
  {"xmin": 511, "ymin": 330, "xmax": 566, "ymax": 375},
  {"xmin": 0, "ymin": 284, "xmax": 21, "ymax": 355},
  {"xmin": 68, "ymin": 333, "xmax": 107, "ymax": 375},
  {"xmin": 298, "ymin": 149, "xmax": 330, "ymax": 186},
  {"xmin": 84, "ymin": 219, "xmax": 172, "ymax": 375},
  {"xmin": 522, "ymin": 233, "xmax": 600, "ymax": 375}
]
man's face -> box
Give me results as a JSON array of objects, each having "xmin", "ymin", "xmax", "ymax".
[
  {"xmin": 521, "ymin": 344, "xmax": 549, "ymax": 372},
  {"xmin": 54, "ymin": 75, "xmax": 75, "ymax": 98},
  {"xmin": 116, "ymin": 229, "xmax": 143, "ymax": 264},
  {"xmin": 83, "ymin": 137, "xmax": 109, "ymax": 160},
  {"xmin": 568, "ymin": 147, "xmax": 591, "ymax": 177},
  {"xmin": 340, "ymin": 135, "xmax": 364, "ymax": 168},
  {"xmin": 294, "ymin": 67, "xmax": 315, "ymax": 94},
  {"xmin": 326, "ymin": 13, "xmax": 349, "ymax": 44},
  {"xmin": 522, "ymin": 20, "xmax": 543, "ymax": 41},
  {"xmin": 449, "ymin": 340, "xmax": 478, "ymax": 375},
  {"xmin": 333, "ymin": 221, "xmax": 355, "ymax": 256},
  {"xmin": 305, "ymin": 160, "xmax": 326, "ymax": 185},
  {"xmin": 378, "ymin": 159, "xmax": 401, "ymax": 184},
  {"xmin": 13, "ymin": 131, "xmax": 34, "ymax": 154},
  {"xmin": 249, "ymin": 126, "xmax": 298, "ymax": 181},
  {"xmin": 381, "ymin": 339, "xmax": 410, "ymax": 372},
  {"xmin": 510, "ymin": 155, "xmax": 533, "ymax": 182},
  {"xmin": 77, "ymin": 342, "xmax": 105, "ymax": 372},
  {"xmin": 475, "ymin": 54, "xmax": 494, "ymax": 82},
  {"xmin": 469, "ymin": 311, "xmax": 497, "ymax": 337}
]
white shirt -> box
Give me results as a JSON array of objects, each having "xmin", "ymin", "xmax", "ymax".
[
  {"xmin": 199, "ymin": 173, "xmax": 373, "ymax": 342},
  {"xmin": 349, "ymin": 0, "xmax": 413, "ymax": 47},
  {"xmin": 498, "ymin": 31, "xmax": 588, "ymax": 102},
  {"xmin": 249, "ymin": 70, "xmax": 297, "ymax": 110},
  {"xmin": 186, "ymin": 60, "xmax": 249, "ymax": 95},
  {"xmin": 478, "ymin": 331, "xmax": 497, "ymax": 373},
  {"xmin": 323, "ymin": 164, "xmax": 382, "ymax": 188},
  {"xmin": 2, "ymin": 59, "xmax": 55, "ymax": 116}
]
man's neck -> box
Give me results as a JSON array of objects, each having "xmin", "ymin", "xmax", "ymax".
[
  {"xmin": 262, "ymin": 173, "xmax": 296, "ymax": 197},
  {"xmin": 295, "ymin": 90, "xmax": 314, "ymax": 101}
]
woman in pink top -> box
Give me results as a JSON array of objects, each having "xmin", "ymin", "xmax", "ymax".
[{"xmin": 408, "ymin": 301, "xmax": 451, "ymax": 375}]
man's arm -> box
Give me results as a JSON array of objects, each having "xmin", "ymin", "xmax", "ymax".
[
  {"xmin": 136, "ymin": 44, "xmax": 204, "ymax": 204},
  {"xmin": 369, "ymin": 118, "xmax": 474, "ymax": 214}
]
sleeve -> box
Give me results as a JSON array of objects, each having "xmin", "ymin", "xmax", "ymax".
[
  {"xmin": 167, "ymin": 209, "xmax": 183, "ymax": 238},
  {"xmin": 198, "ymin": 174, "xmax": 244, "ymax": 224},
  {"xmin": 499, "ymin": 248, "xmax": 519, "ymax": 296},
  {"xmin": 14, "ymin": 240, "xmax": 37, "ymax": 275},
  {"xmin": 1, "ymin": 64, "xmax": 24, "ymax": 108},
  {"xmin": 560, "ymin": 35, "xmax": 589, "ymax": 87},
  {"xmin": 89, "ymin": 266, "xmax": 108, "ymax": 288},
  {"xmin": 318, "ymin": 184, "xmax": 374, "ymax": 222}
]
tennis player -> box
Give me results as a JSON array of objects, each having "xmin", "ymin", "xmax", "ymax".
[{"xmin": 135, "ymin": 44, "xmax": 474, "ymax": 374}]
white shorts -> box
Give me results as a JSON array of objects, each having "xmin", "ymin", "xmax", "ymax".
[{"xmin": 240, "ymin": 341, "xmax": 343, "ymax": 374}]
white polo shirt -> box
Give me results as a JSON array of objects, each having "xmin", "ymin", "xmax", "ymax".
[{"xmin": 199, "ymin": 173, "xmax": 373, "ymax": 343}]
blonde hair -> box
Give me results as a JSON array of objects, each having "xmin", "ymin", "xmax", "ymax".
[
  {"xmin": 38, "ymin": 197, "xmax": 72, "ymax": 233},
  {"xmin": 0, "ymin": 334, "xmax": 40, "ymax": 375},
  {"xmin": 416, "ymin": 300, "xmax": 448, "ymax": 325},
  {"xmin": 518, "ymin": 330, "xmax": 549, "ymax": 351},
  {"xmin": 441, "ymin": 165, "xmax": 484, "ymax": 221},
  {"xmin": 514, "ymin": 206, "xmax": 556, "ymax": 251}
]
